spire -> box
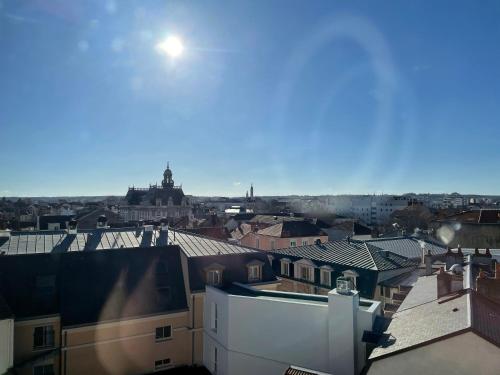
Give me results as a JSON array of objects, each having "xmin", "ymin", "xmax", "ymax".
[{"xmin": 250, "ymin": 183, "xmax": 254, "ymax": 199}]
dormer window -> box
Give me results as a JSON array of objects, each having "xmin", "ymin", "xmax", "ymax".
[
  {"xmin": 207, "ymin": 270, "xmax": 222, "ymax": 286},
  {"xmin": 294, "ymin": 259, "xmax": 316, "ymax": 282},
  {"xmin": 246, "ymin": 259, "xmax": 264, "ymax": 282},
  {"xmin": 280, "ymin": 258, "xmax": 291, "ymax": 277},
  {"xmin": 205, "ymin": 263, "xmax": 225, "ymax": 286},
  {"xmin": 320, "ymin": 265, "xmax": 333, "ymax": 287}
]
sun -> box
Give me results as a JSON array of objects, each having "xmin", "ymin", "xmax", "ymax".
[{"xmin": 155, "ymin": 35, "xmax": 184, "ymax": 58}]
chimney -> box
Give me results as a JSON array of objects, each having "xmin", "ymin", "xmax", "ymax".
[
  {"xmin": 445, "ymin": 247, "xmax": 463, "ymax": 270},
  {"xmin": 97, "ymin": 215, "xmax": 108, "ymax": 229},
  {"xmin": 67, "ymin": 219, "xmax": 78, "ymax": 234},
  {"xmin": 424, "ymin": 249, "xmax": 433, "ymax": 276},
  {"xmin": 157, "ymin": 218, "xmax": 169, "ymax": 246},
  {"xmin": 328, "ymin": 277, "xmax": 359, "ymax": 375},
  {"xmin": 437, "ymin": 266, "xmax": 464, "ymax": 297}
]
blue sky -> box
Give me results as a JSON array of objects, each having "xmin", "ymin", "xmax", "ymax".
[{"xmin": 1, "ymin": 0, "xmax": 499, "ymax": 197}]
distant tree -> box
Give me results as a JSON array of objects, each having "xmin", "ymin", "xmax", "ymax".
[{"xmin": 388, "ymin": 205, "xmax": 435, "ymax": 234}]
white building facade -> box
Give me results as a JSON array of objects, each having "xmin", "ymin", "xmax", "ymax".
[{"xmin": 203, "ymin": 283, "xmax": 381, "ymax": 375}]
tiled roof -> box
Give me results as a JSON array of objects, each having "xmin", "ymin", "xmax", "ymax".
[
  {"xmin": 0, "ymin": 228, "xmax": 257, "ymax": 258},
  {"xmin": 257, "ymin": 221, "xmax": 326, "ymax": 238},
  {"xmin": 271, "ymin": 240, "xmax": 415, "ymax": 272},
  {"xmin": 230, "ymin": 223, "xmax": 252, "ymax": 241},
  {"xmin": 359, "ymin": 237, "xmax": 447, "ymax": 260}
]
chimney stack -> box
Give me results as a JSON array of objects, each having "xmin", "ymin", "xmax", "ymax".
[
  {"xmin": 424, "ymin": 249, "xmax": 433, "ymax": 276},
  {"xmin": 68, "ymin": 218, "xmax": 78, "ymax": 234},
  {"xmin": 157, "ymin": 218, "xmax": 169, "ymax": 246},
  {"xmin": 97, "ymin": 215, "xmax": 108, "ymax": 229}
]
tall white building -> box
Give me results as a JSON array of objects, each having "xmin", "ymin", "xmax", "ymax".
[
  {"xmin": 203, "ymin": 282, "xmax": 381, "ymax": 375},
  {"xmin": 326, "ymin": 195, "xmax": 409, "ymax": 226}
]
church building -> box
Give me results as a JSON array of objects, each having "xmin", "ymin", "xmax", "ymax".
[{"xmin": 119, "ymin": 164, "xmax": 193, "ymax": 223}]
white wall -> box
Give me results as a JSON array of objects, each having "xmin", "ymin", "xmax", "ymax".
[
  {"xmin": 227, "ymin": 296, "xmax": 330, "ymax": 374},
  {"xmin": 203, "ymin": 286, "xmax": 381, "ymax": 375},
  {"xmin": 0, "ymin": 318, "xmax": 14, "ymax": 374}
]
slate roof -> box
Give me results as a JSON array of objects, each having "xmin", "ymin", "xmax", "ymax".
[
  {"xmin": 270, "ymin": 240, "xmax": 416, "ymax": 272},
  {"xmin": 188, "ymin": 252, "xmax": 277, "ymax": 292},
  {"xmin": 60, "ymin": 247, "xmax": 188, "ymax": 326},
  {"xmin": 0, "ymin": 293, "xmax": 13, "ymax": 320},
  {"xmin": 257, "ymin": 221, "xmax": 327, "ymax": 238},
  {"xmin": 359, "ymin": 237, "xmax": 447, "ymax": 260},
  {"xmin": 125, "ymin": 186, "xmax": 186, "ymax": 206},
  {"xmin": 0, "ymin": 253, "xmax": 62, "ymax": 319},
  {"xmin": 0, "ymin": 228, "xmax": 257, "ymax": 258}
]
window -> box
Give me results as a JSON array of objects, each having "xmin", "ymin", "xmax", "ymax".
[
  {"xmin": 33, "ymin": 364, "xmax": 54, "ymax": 375},
  {"xmin": 302, "ymin": 239, "xmax": 308, "ymax": 246},
  {"xmin": 256, "ymin": 238, "xmax": 260, "ymax": 249},
  {"xmin": 321, "ymin": 269, "xmax": 331, "ymax": 287},
  {"xmin": 271, "ymin": 240, "xmax": 275, "ymax": 250},
  {"xmin": 248, "ymin": 265, "xmax": 262, "ymax": 282},
  {"xmin": 207, "ymin": 270, "xmax": 222, "ymax": 286},
  {"xmin": 154, "ymin": 358, "xmax": 172, "ymax": 371},
  {"xmin": 155, "ymin": 325, "xmax": 172, "ymax": 341},
  {"xmin": 290, "ymin": 240, "xmax": 297, "ymax": 247},
  {"xmin": 211, "ymin": 302, "xmax": 218, "ymax": 332},
  {"xmin": 299, "ymin": 265, "xmax": 312, "ymax": 282},
  {"xmin": 33, "ymin": 326, "xmax": 54, "ymax": 350},
  {"xmin": 280, "ymin": 260, "xmax": 290, "ymax": 276},
  {"xmin": 213, "ymin": 346, "xmax": 218, "ymax": 374}
]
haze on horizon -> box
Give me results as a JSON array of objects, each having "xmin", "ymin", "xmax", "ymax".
[{"xmin": 1, "ymin": 1, "xmax": 499, "ymax": 197}]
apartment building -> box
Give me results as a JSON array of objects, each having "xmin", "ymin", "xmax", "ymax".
[
  {"xmin": 239, "ymin": 221, "xmax": 328, "ymax": 250},
  {"xmin": 269, "ymin": 239, "xmax": 416, "ymax": 300},
  {"xmin": 0, "ymin": 222, "xmax": 278, "ymax": 375},
  {"xmin": 203, "ymin": 281, "xmax": 382, "ymax": 375}
]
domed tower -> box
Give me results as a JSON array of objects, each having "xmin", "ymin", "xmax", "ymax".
[{"xmin": 162, "ymin": 162, "xmax": 174, "ymax": 188}]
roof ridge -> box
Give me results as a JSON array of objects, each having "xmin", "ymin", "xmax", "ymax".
[
  {"xmin": 172, "ymin": 227, "xmax": 257, "ymax": 252},
  {"xmin": 364, "ymin": 243, "xmax": 379, "ymax": 270}
]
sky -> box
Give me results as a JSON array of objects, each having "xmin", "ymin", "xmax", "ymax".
[{"xmin": 1, "ymin": 0, "xmax": 500, "ymax": 197}]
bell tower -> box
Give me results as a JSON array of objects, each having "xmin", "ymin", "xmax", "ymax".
[{"xmin": 162, "ymin": 162, "xmax": 174, "ymax": 188}]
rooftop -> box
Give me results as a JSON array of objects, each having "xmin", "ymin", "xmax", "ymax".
[
  {"xmin": 359, "ymin": 237, "xmax": 448, "ymax": 260},
  {"xmin": 370, "ymin": 273, "xmax": 500, "ymax": 360},
  {"xmin": 271, "ymin": 240, "xmax": 417, "ymax": 272},
  {"xmin": 0, "ymin": 227, "xmax": 258, "ymax": 258},
  {"xmin": 257, "ymin": 221, "xmax": 326, "ymax": 238},
  {"xmin": 218, "ymin": 282, "xmax": 378, "ymax": 310}
]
